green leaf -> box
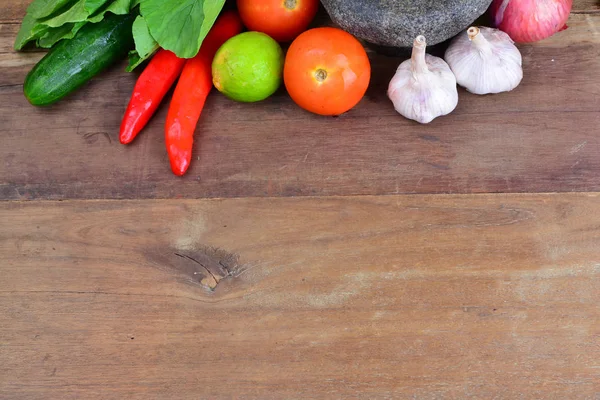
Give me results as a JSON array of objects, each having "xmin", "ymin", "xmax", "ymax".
[
  {"xmin": 14, "ymin": 0, "xmax": 135, "ymax": 50},
  {"xmin": 14, "ymin": 12, "xmax": 49, "ymax": 50},
  {"xmin": 88, "ymin": 0, "xmax": 132, "ymax": 21},
  {"xmin": 126, "ymin": 15, "xmax": 159, "ymax": 72},
  {"xmin": 40, "ymin": 1, "xmax": 89, "ymax": 28},
  {"xmin": 37, "ymin": 21, "xmax": 86, "ymax": 48},
  {"xmin": 36, "ymin": 0, "xmax": 130, "ymax": 28},
  {"xmin": 126, "ymin": 50, "xmax": 143, "ymax": 72},
  {"xmin": 84, "ymin": 0, "xmax": 112, "ymax": 14},
  {"xmin": 197, "ymin": 0, "xmax": 227, "ymax": 51},
  {"xmin": 29, "ymin": 0, "xmax": 79, "ymax": 20},
  {"xmin": 131, "ymin": 16, "xmax": 157, "ymax": 58},
  {"xmin": 140, "ymin": 0, "xmax": 225, "ymax": 59}
]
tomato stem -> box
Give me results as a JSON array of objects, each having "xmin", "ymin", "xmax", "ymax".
[
  {"xmin": 284, "ymin": 0, "xmax": 297, "ymax": 10},
  {"xmin": 315, "ymin": 68, "xmax": 327, "ymax": 82}
]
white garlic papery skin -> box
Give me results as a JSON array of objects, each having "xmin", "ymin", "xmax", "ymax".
[
  {"xmin": 445, "ymin": 26, "xmax": 523, "ymax": 95},
  {"xmin": 387, "ymin": 36, "xmax": 458, "ymax": 124}
]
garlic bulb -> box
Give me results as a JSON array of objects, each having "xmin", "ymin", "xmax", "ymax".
[
  {"xmin": 445, "ymin": 26, "xmax": 523, "ymax": 95},
  {"xmin": 387, "ymin": 36, "xmax": 458, "ymax": 124}
]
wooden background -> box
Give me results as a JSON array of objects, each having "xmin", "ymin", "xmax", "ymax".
[{"xmin": 1, "ymin": 0, "xmax": 599, "ymax": 399}]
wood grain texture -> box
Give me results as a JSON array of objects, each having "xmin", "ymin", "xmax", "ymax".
[
  {"xmin": 0, "ymin": 193, "xmax": 599, "ymax": 399},
  {"xmin": 3, "ymin": 1, "xmax": 599, "ymax": 398},
  {"xmin": 574, "ymin": 0, "xmax": 600, "ymax": 13}
]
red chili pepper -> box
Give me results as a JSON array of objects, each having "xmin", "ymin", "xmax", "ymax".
[
  {"xmin": 120, "ymin": 50, "xmax": 186, "ymax": 144},
  {"xmin": 165, "ymin": 10, "xmax": 244, "ymax": 176}
]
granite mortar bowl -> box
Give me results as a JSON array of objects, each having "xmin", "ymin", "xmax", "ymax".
[{"xmin": 320, "ymin": 0, "xmax": 494, "ymax": 48}]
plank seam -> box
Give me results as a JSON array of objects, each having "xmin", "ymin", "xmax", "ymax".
[{"xmin": 0, "ymin": 192, "xmax": 599, "ymax": 204}]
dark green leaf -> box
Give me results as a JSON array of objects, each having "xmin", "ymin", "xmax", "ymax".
[
  {"xmin": 126, "ymin": 50, "xmax": 143, "ymax": 72},
  {"xmin": 140, "ymin": 0, "xmax": 225, "ymax": 59}
]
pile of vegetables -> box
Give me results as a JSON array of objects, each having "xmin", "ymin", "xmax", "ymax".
[{"xmin": 14, "ymin": 0, "xmax": 574, "ymax": 175}]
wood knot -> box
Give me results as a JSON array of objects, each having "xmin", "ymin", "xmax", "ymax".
[{"xmin": 148, "ymin": 246, "xmax": 240, "ymax": 291}]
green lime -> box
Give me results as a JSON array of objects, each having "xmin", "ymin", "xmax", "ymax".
[{"xmin": 212, "ymin": 31, "xmax": 284, "ymax": 103}]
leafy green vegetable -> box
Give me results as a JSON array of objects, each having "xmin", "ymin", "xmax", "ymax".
[
  {"xmin": 14, "ymin": 0, "xmax": 134, "ymax": 50},
  {"xmin": 139, "ymin": 0, "xmax": 225, "ymax": 59},
  {"xmin": 88, "ymin": 0, "xmax": 132, "ymax": 22},
  {"xmin": 126, "ymin": 15, "xmax": 158, "ymax": 72},
  {"xmin": 125, "ymin": 0, "xmax": 226, "ymax": 70},
  {"xmin": 84, "ymin": 0, "xmax": 112, "ymax": 14},
  {"xmin": 41, "ymin": 1, "xmax": 89, "ymax": 27},
  {"xmin": 14, "ymin": 13, "xmax": 50, "ymax": 50},
  {"xmin": 16, "ymin": 0, "xmax": 229, "ymax": 73},
  {"xmin": 29, "ymin": 0, "xmax": 78, "ymax": 20},
  {"xmin": 130, "ymin": 14, "xmax": 155, "ymax": 56},
  {"xmin": 38, "ymin": 21, "xmax": 86, "ymax": 48}
]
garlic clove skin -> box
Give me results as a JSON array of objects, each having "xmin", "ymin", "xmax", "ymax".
[
  {"xmin": 445, "ymin": 26, "xmax": 523, "ymax": 95},
  {"xmin": 388, "ymin": 35, "xmax": 458, "ymax": 124}
]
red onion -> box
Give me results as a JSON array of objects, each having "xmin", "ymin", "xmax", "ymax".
[{"xmin": 489, "ymin": 0, "xmax": 573, "ymax": 43}]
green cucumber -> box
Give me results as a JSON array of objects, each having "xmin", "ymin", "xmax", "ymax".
[{"xmin": 24, "ymin": 13, "xmax": 135, "ymax": 106}]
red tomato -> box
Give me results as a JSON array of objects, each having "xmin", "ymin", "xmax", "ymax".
[
  {"xmin": 236, "ymin": 0, "xmax": 319, "ymax": 42},
  {"xmin": 284, "ymin": 27, "xmax": 371, "ymax": 116}
]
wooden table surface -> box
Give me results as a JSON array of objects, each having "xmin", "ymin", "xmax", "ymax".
[{"xmin": 1, "ymin": 1, "xmax": 599, "ymax": 399}]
